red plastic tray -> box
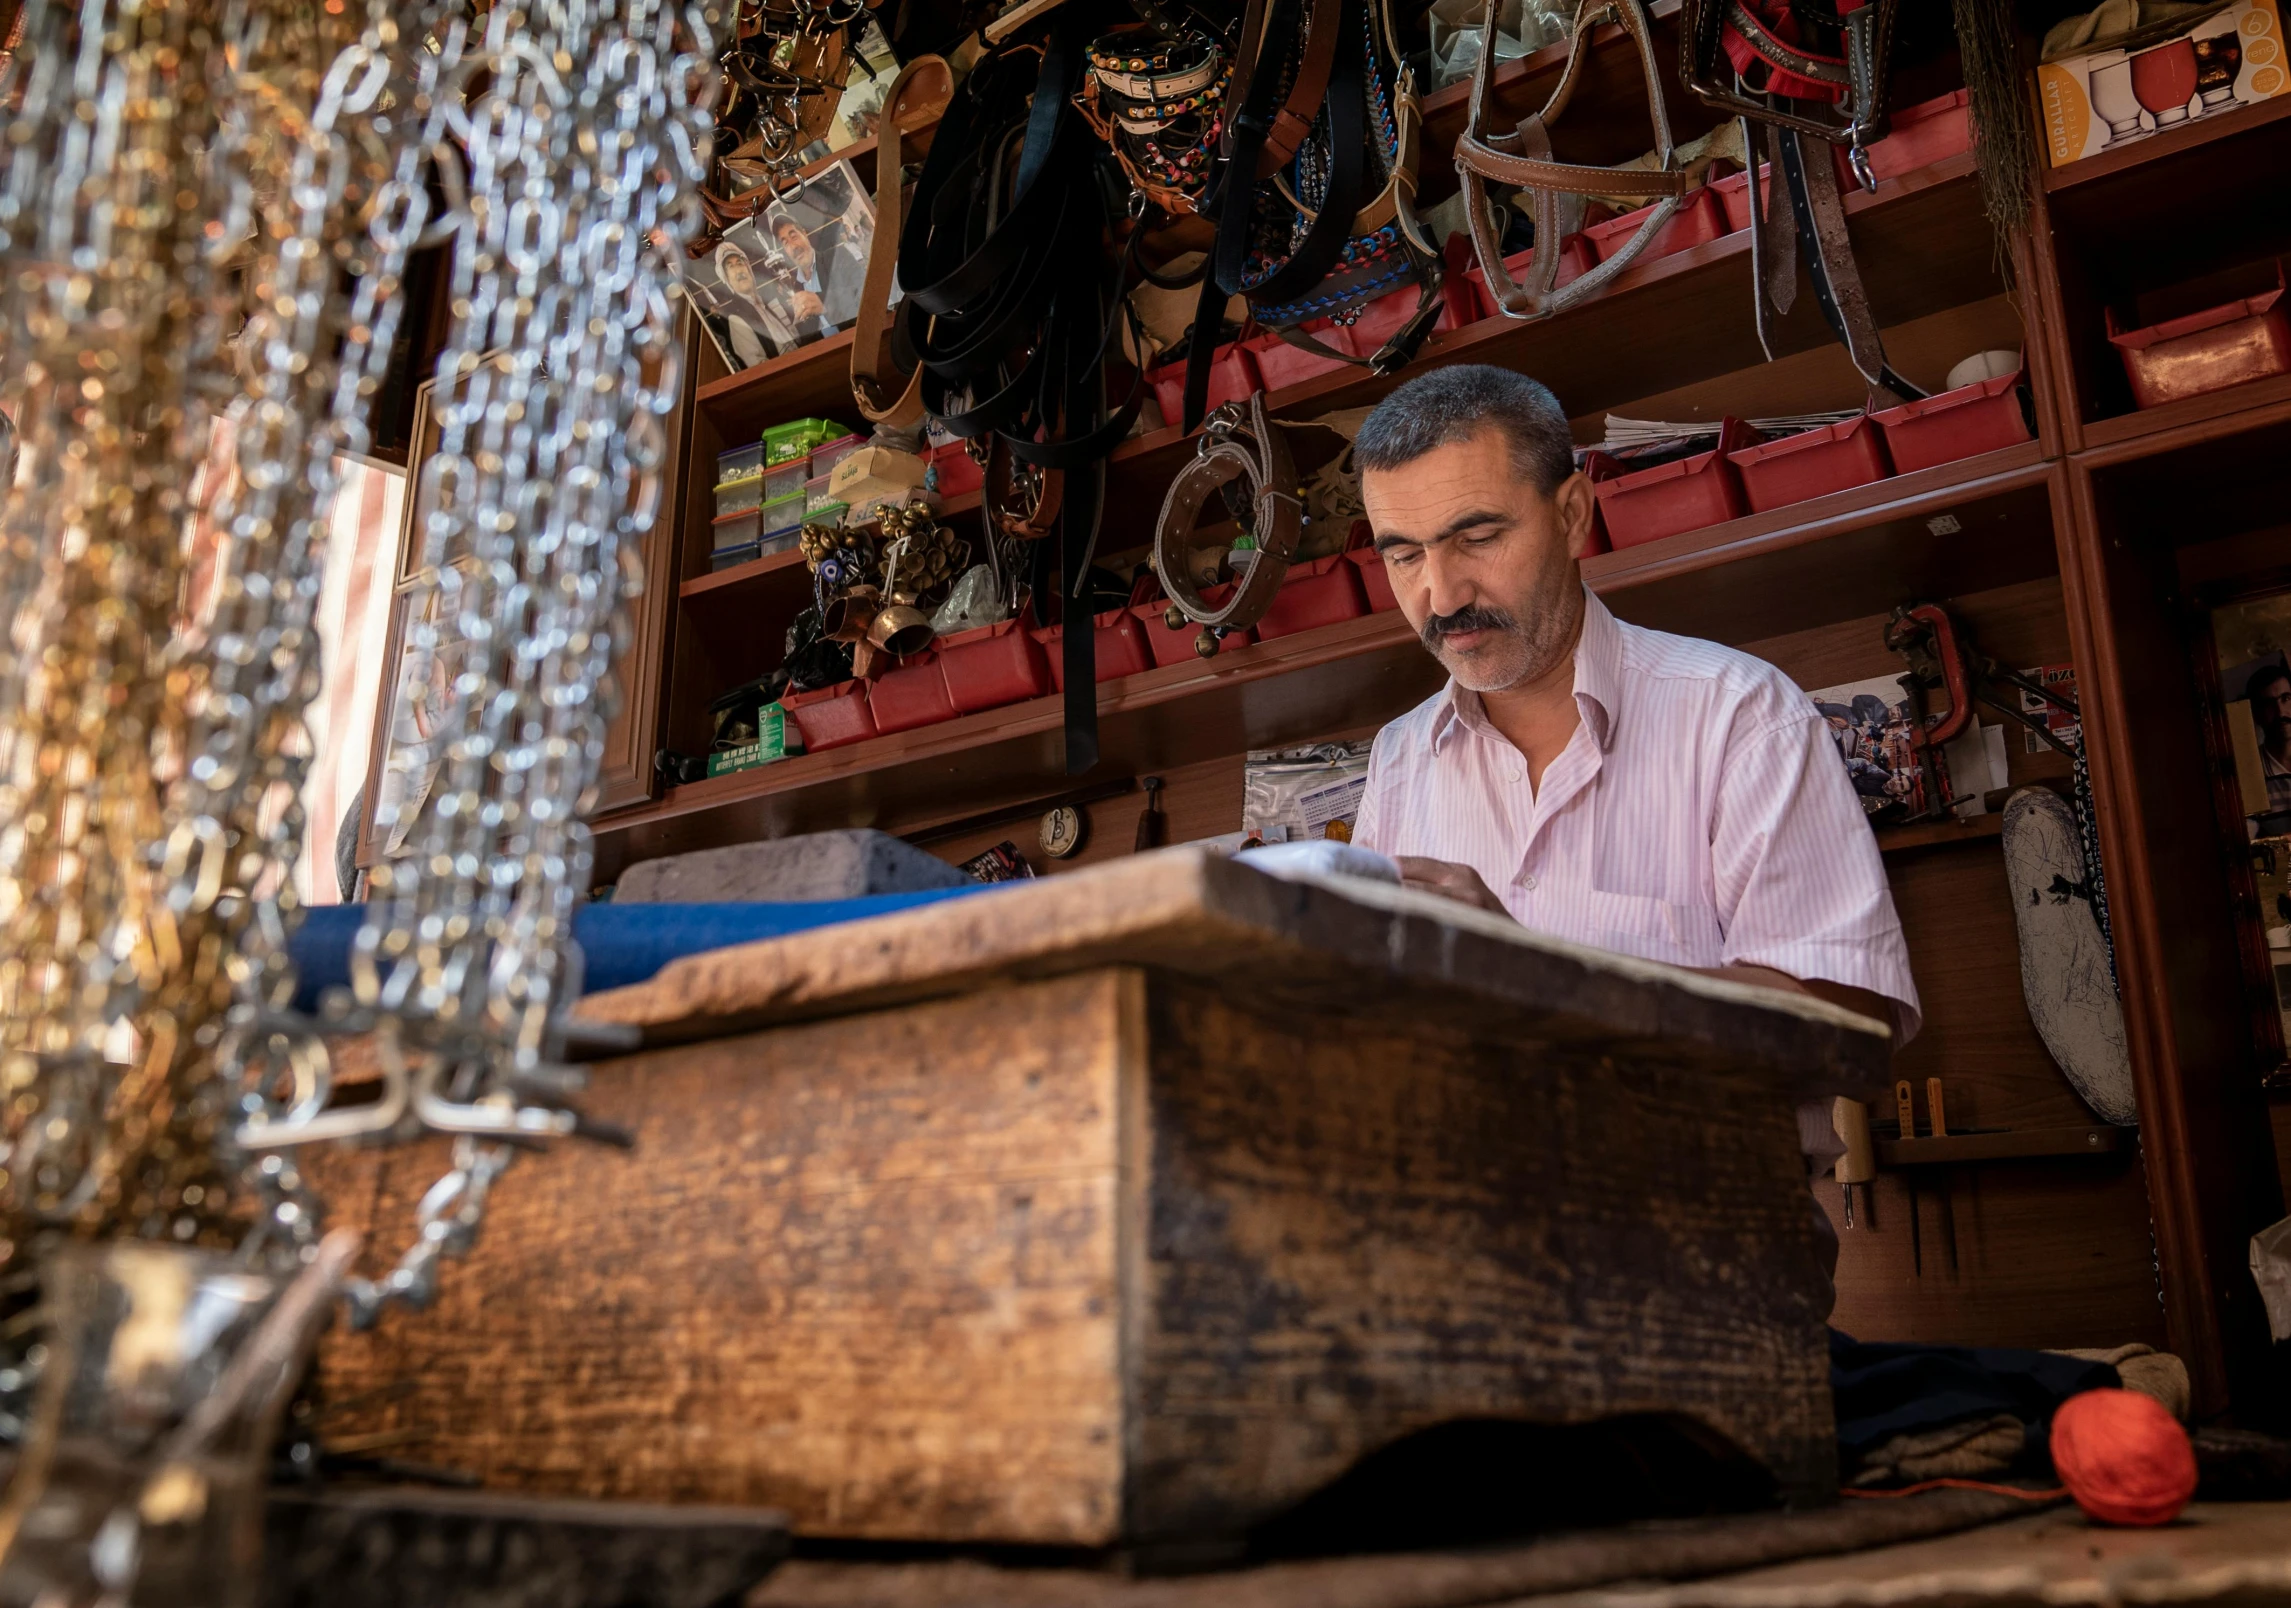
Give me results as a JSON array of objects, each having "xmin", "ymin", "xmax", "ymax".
[
  {"xmin": 935, "ymin": 616, "xmax": 1051, "ymax": 714},
  {"xmin": 1255, "ymin": 551, "xmax": 1368, "ymax": 640},
  {"xmin": 1712, "ymin": 165, "xmax": 1771, "ymax": 235},
  {"xmin": 1131, "ymin": 581, "xmax": 1255, "ymax": 666},
  {"xmin": 2106, "ymin": 281, "xmax": 2291, "ymax": 410},
  {"xmin": 1858, "ymin": 89, "xmax": 1971, "ymax": 186},
  {"xmin": 1464, "ymin": 234, "xmax": 1596, "ymax": 314},
  {"xmin": 1149, "ymin": 343, "xmax": 1259, "ymax": 428},
  {"xmin": 1727, "ymin": 414, "xmax": 1893, "ymax": 512},
  {"xmin": 867, "ymin": 650, "xmax": 959, "ymax": 735},
  {"xmin": 924, "ymin": 442, "xmax": 982, "ymax": 499},
  {"xmin": 1583, "ymin": 186, "xmax": 1727, "ymax": 266},
  {"xmin": 1032, "ymin": 607, "xmax": 1157, "ymax": 690},
  {"xmin": 1870, "ymin": 368, "xmax": 2032, "ymax": 474},
  {"xmin": 1593, "ymin": 418, "xmax": 1764, "ymax": 549},
  {"xmin": 1246, "ymin": 324, "xmax": 1348, "ymax": 392},
  {"xmin": 1343, "ymin": 522, "xmax": 1399, "ymax": 613},
  {"xmin": 779, "ymin": 679, "xmax": 875, "ymax": 753}
]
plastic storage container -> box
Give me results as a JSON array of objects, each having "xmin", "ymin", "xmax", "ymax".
[
  {"xmin": 710, "ymin": 541, "xmax": 760, "ymax": 572},
  {"xmin": 2106, "ymin": 278, "xmax": 2291, "ymax": 409},
  {"xmin": 866, "ymin": 650, "xmax": 959, "ymax": 735},
  {"xmin": 763, "ymin": 456, "xmax": 810, "ymax": 502},
  {"xmin": 779, "ymin": 680, "xmax": 875, "ymax": 752},
  {"xmin": 758, "ymin": 491, "xmax": 808, "ymax": 540},
  {"xmin": 935, "ymin": 616, "xmax": 1053, "ymax": 714},
  {"xmin": 1583, "ymin": 186, "xmax": 1728, "ymax": 266},
  {"xmin": 1247, "ymin": 323, "xmax": 1349, "ymax": 391},
  {"xmin": 1592, "ymin": 418, "xmax": 1765, "ymax": 549},
  {"xmin": 1711, "ymin": 165, "xmax": 1771, "ymax": 235},
  {"xmin": 711, "ymin": 508, "xmax": 761, "ymax": 550},
  {"xmin": 1728, "ymin": 414, "xmax": 1893, "ymax": 512},
  {"xmin": 716, "ymin": 441, "xmax": 766, "ymax": 482},
  {"xmin": 1150, "ymin": 343, "xmax": 1259, "ymax": 427},
  {"xmin": 1343, "ymin": 524, "xmax": 1399, "ymax": 612},
  {"xmin": 714, "ymin": 476, "xmax": 764, "ymax": 518},
  {"xmin": 1463, "ymin": 234, "xmax": 1596, "ymax": 313},
  {"xmin": 1032, "ymin": 607, "xmax": 1156, "ymax": 690},
  {"xmin": 1254, "ymin": 552, "xmax": 1368, "ymax": 640},
  {"xmin": 1870, "ymin": 369, "xmax": 2032, "ymax": 473},
  {"xmin": 810, "ymin": 432, "xmax": 866, "ymax": 481},
  {"xmin": 1132, "ymin": 581, "xmax": 1254, "ymax": 666},
  {"xmin": 1857, "ymin": 89, "xmax": 1971, "ymax": 186},
  {"xmin": 762, "ymin": 417, "xmax": 840, "ymax": 465}
]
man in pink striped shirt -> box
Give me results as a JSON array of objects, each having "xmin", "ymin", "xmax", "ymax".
[{"xmin": 1350, "ymin": 365, "xmax": 1921, "ymax": 1044}]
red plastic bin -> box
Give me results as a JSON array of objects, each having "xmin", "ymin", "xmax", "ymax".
[
  {"xmin": 779, "ymin": 679, "xmax": 875, "ymax": 753},
  {"xmin": 924, "ymin": 441, "xmax": 982, "ymax": 499},
  {"xmin": 1032, "ymin": 607, "xmax": 1156, "ymax": 690},
  {"xmin": 1727, "ymin": 414, "xmax": 1893, "ymax": 512},
  {"xmin": 1247, "ymin": 323, "xmax": 1348, "ymax": 391},
  {"xmin": 1254, "ymin": 551, "xmax": 1368, "ymax": 640},
  {"xmin": 1858, "ymin": 90, "xmax": 1971, "ymax": 186},
  {"xmin": 1583, "ymin": 186, "xmax": 1727, "ymax": 266},
  {"xmin": 1149, "ymin": 343, "xmax": 1259, "ymax": 428},
  {"xmin": 1132, "ymin": 581, "xmax": 1255, "ymax": 666},
  {"xmin": 1343, "ymin": 522, "xmax": 1398, "ymax": 613},
  {"xmin": 1464, "ymin": 234, "xmax": 1596, "ymax": 314},
  {"xmin": 1870, "ymin": 369, "xmax": 2031, "ymax": 474},
  {"xmin": 1593, "ymin": 418, "xmax": 1764, "ymax": 549},
  {"xmin": 867, "ymin": 650, "xmax": 959, "ymax": 734},
  {"xmin": 935, "ymin": 616, "xmax": 1052, "ymax": 714},
  {"xmin": 2106, "ymin": 279, "xmax": 2291, "ymax": 410},
  {"xmin": 1711, "ymin": 165, "xmax": 1772, "ymax": 235}
]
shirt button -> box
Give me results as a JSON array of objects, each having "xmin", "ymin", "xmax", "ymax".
[{"xmin": 1520, "ymin": 873, "xmax": 1539, "ymax": 892}]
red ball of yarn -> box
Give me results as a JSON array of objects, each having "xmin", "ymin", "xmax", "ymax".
[{"xmin": 2051, "ymin": 1388, "xmax": 2197, "ymax": 1526}]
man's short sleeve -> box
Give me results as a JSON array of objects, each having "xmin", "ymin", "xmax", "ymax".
[{"xmin": 1712, "ymin": 705, "xmax": 1923, "ymax": 1042}]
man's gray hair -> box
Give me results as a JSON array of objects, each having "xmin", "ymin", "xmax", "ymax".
[{"xmin": 1352, "ymin": 364, "xmax": 1575, "ymax": 495}]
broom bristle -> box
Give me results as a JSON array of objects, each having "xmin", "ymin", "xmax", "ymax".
[{"xmin": 1952, "ymin": 0, "xmax": 2039, "ymax": 271}]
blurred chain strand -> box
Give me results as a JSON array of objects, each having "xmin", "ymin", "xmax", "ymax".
[{"xmin": 0, "ymin": 0, "xmax": 715, "ymax": 1367}]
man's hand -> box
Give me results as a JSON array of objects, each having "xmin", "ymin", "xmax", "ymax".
[
  {"xmin": 1396, "ymin": 857, "xmax": 1512, "ymax": 918},
  {"xmin": 790, "ymin": 291, "xmax": 825, "ymax": 319}
]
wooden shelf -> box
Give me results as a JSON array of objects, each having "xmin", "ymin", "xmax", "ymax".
[
  {"xmin": 2042, "ymin": 90, "xmax": 2291, "ymax": 195},
  {"xmin": 1584, "ymin": 440, "xmax": 2056, "ymax": 644},
  {"xmin": 2076, "ymin": 368, "xmax": 2291, "ymax": 458},
  {"xmin": 679, "ymin": 544, "xmax": 808, "ymax": 601},
  {"xmin": 594, "ymin": 609, "xmax": 1435, "ymax": 881},
  {"xmin": 1876, "ymin": 1124, "xmax": 2134, "ymax": 1167},
  {"xmin": 695, "ymin": 328, "xmax": 862, "ymax": 442},
  {"xmin": 1874, "ymin": 813, "xmax": 2007, "ymax": 855}
]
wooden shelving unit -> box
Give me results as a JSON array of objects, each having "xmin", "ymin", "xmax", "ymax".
[{"xmin": 494, "ymin": 28, "xmax": 2291, "ymax": 1421}]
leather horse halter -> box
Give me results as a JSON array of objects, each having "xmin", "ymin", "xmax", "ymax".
[
  {"xmin": 1681, "ymin": 0, "xmax": 1924, "ymax": 405},
  {"xmin": 847, "ymin": 52, "xmax": 956, "ymax": 431},
  {"xmin": 1150, "ymin": 393, "xmax": 1303, "ymax": 640},
  {"xmin": 1455, "ymin": 0, "xmax": 1688, "ymax": 320}
]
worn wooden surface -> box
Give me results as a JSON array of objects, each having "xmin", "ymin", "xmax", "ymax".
[
  {"xmin": 572, "ymin": 847, "xmax": 1893, "ymax": 1105},
  {"xmin": 313, "ymin": 859, "xmax": 1873, "ymax": 1545}
]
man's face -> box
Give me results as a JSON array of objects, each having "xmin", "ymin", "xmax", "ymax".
[
  {"xmin": 719, "ymin": 247, "xmax": 755, "ymax": 296},
  {"xmin": 1360, "ymin": 423, "xmax": 1596, "ymax": 693},
  {"xmin": 2258, "ymin": 673, "xmax": 2291, "ymax": 745},
  {"xmin": 777, "ymin": 223, "xmax": 815, "ymax": 270}
]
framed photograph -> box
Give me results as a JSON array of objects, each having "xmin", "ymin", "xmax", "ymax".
[{"xmin": 679, "ymin": 157, "xmax": 875, "ymax": 371}]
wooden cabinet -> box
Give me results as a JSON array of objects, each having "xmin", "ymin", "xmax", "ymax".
[{"xmin": 379, "ymin": 16, "xmax": 2291, "ymax": 1419}]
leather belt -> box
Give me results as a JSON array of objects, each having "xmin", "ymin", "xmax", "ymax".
[{"xmin": 849, "ymin": 54, "xmax": 955, "ymax": 430}]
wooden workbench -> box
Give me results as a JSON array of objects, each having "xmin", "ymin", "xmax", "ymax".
[{"xmin": 309, "ymin": 849, "xmax": 1892, "ymax": 1550}]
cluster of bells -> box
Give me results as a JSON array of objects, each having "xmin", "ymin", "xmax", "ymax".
[{"xmin": 802, "ymin": 501, "xmax": 967, "ymax": 667}]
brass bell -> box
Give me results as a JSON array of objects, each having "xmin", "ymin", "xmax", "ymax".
[
  {"xmin": 1193, "ymin": 628, "xmax": 1218, "ymax": 659},
  {"xmin": 868, "ymin": 601, "xmax": 935, "ymax": 658},
  {"xmin": 823, "ymin": 585, "xmax": 881, "ymax": 644},
  {"xmin": 1164, "ymin": 606, "xmax": 1185, "ymax": 632}
]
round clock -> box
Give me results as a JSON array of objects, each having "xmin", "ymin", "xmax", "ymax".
[{"xmin": 1038, "ymin": 804, "xmax": 1085, "ymax": 859}]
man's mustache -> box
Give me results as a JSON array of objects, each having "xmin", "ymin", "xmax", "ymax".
[{"xmin": 1420, "ymin": 604, "xmax": 1517, "ymax": 650}]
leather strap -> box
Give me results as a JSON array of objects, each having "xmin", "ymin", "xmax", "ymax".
[
  {"xmin": 1681, "ymin": 0, "xmax": 1902, "ymax": 166},
  {"xmin": 1776, "ymin": 127, "xmax": 1922, "ymax": 405},
  {"xmin": 850, "ymin": 55, "xmax": 955, "ymax": 429},
  {"xmin": 1149, "ymin": 395, "xmax": 1302, "ymax": 634}
]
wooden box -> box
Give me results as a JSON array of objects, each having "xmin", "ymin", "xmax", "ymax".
[{"xmin": 310, "ymin": 852, "xmax": 1890, "ymax": 1548}]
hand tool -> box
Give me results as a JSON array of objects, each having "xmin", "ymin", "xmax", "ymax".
[
  {"xmin": 1832, "ymin": 1096, "xmax": 1876, "ymax": 1230},
  {"xmin": 1135, "ymin": 776, "xmax": 1164, "ymax": 852},
  {"xmin": 1896, "ymin": 1078, "xmax": 1921, "ymax": 1276},
  {"xmin": 1928, "ymin": 1076, "xmax": 1960, "ymax": 1277}
]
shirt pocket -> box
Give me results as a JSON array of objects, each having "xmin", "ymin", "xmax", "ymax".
[{"xmin": 1578, "ymin": 890, "xmax": 1700, "ymax": 967}]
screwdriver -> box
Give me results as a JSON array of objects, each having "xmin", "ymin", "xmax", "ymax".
[
  {"xmin": 1929, "ymin": 1076, "xmax": 1959, "ymax": 1277},
  {"xmin": 1832, "ymin": 1096, "xmax": 1876, "ymax": 1229},
  {"xmin": 1896, "ymin": 1079, "xmax": 1921, "ymax": 1277}
]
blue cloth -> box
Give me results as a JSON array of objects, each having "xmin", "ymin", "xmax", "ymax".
[
  {"xmin": 285, "ymin": 886, "xmax": 995, "ymax": 1014},
  {"xmin": 1829, "ymin": 1329, "xmax": 2118, "ymax": 1462}
]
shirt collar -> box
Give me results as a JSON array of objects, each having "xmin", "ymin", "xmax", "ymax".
[{"xmin": 1428, "ymin": 586, "xmax": 1621, "ymax": 756}]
